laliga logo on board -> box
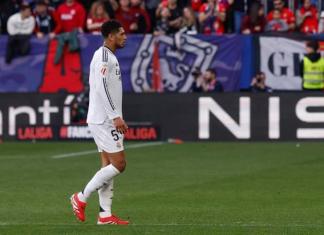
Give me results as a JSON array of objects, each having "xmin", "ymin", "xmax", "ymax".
[{"xmin": 131, "ymin": 35, "xmax": 218, "ymax": 92}]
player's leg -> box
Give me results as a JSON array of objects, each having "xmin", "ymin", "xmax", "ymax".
[
  {"xmin": 79, "ymin": 152, "xmax": 122, "ymax": 202},
  {"xmin": 106, "ymin": 150, "xmax": 126, "ymax": 173},
  {"xmin": 70, "ymin": 150, "xmax": 121, "ymax": 222},
  {"xmin": 100, "ymin": 152, "xmax": 110, "ymax": 167},
  {"xmin": 71, "ymin": 121, "xmax": 126, "ymax": 223},
  {"xmin": 97, "ymin": 151, "xmax": 129, "ymax": 225},
  {"xmin": 70, "ymin": 149, "xmax": 104, "ymax": 222},
  {"xmin": 98, "ymin": 152, "xmax": 113, "ymax": 217}
]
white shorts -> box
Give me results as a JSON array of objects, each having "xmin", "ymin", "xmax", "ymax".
[{"xmin": 88, "ymin": 119, "xmax": 124, "ymax": 153}]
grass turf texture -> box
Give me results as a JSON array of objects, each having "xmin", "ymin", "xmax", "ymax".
[{"xmin": 0, "ymin": 142, "xmax": 324, "ymax": 235}]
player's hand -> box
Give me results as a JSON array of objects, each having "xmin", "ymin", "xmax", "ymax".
[{"xmin": 113, "ymin": 117, "xmax": 128, "ymax": 134}]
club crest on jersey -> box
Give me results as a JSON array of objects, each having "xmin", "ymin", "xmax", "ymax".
[{"xmin": 130, "ymin": 35, "xmax": 218, "ymax": 92}]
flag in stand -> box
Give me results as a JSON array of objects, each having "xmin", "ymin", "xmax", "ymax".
[{"xmin": 152, "ymin": 40, "xmax": 163, "ymax": 92}]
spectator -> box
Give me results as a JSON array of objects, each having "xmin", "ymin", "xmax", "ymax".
[
  {"xmin": 266, "ymin": 0, "xmax": 289, "ymax": 13},
  {"xmin": 241, "ymin": 2, "xmax": 266, "ymax": 34},
  {"xmin": 250, "ymin": 72, "xmax": 272, "ymax": 92},
  {"xmin": 101, "ymin": 0, "xmax": 119, "ymax": 19},
  {"xmin": 300, "ymin": 41, "xmax": 324, "ymax": 91},
  {"xmin": 34, "ymin": 0, "xmax": 56, "ymax": 38},
  {"xmin": 191, "ymin": 67, "xmax": 224, "ymax": 92},
  {"xmin": 52, "ymin": 0, "xmax": 86, "ymax": 64},
  {"xmin": 267, "ymin": 0, "xmax": 295, "ymax": 32},
  {"xmin": 5, "ymin": 2, "xmax": 35, "ymax": 64},
  {"xmin": 115, "ymin": 0, "xmax": 138, "ymax": 34},
  {"xmin": 50, "ymin": 0, "xmax": 64, "ymax": 8},
  {"xmin": 154, "ymin": 5, "xmax": 170, "ymax": 35},
  {"xmin": 71, "ymin": 84, "xmax": 89, "ymax": 123},
  {"xmin": 191, "ymin": 67, "xmax": 204, "ymax": 92},
  {"xmin": 130, "ymin": 0, "xmax": 151, "ymax": 33},
  {"xmin": 34, "ymin": 0, "xmax": 56, "ymax": 11},
  {"xmin": 224, "ymin": 0, "xmax": 235, "ymax": 33},
  {"xmin": 156, "ymin": 0, "xmax": 182, "ymax": 34},
  {"xmin": 202, "ymin": 68, "xmax": 223, "ymax": 92},
  {"xmin": 179, "ymin": 6, "xmax": 198, "ymax": 35},
  {"xmin": 87, "ymin": 1, "xmax": 110, "ymax": 34},
  {"xmin": 198, "ymin": 0, "xmax": 226, "ymax": 35},
  {"xmin": 0, "ymin": 0, "xmax": 22, "ymax": 34},
  {"xmin": 265, "ymin": 9, "xmax": 289, "ymax": 32},
  {"xmin": 144, "ymin": 0, "xmax": 159, "ymax": 32},
  {"xmin": 53, "ymin": 0, "xmax": 86, "ymax": 35},
  {"xmin": 296, "ymin": 0, "xmax": 318, "ymax": 34}
]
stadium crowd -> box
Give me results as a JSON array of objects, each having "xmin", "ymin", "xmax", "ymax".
[
  {"xmin": 1, "ymin": 0, "xmax": 324, "ymax": 92},
  {"xmin": 1, "ymin": 0, "xmax": 324, "ymax": 37}
]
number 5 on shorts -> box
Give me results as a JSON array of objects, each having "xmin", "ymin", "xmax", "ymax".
[{"xmin": 111, "ymin": 130, "xmax": 119, "ymax": 141}]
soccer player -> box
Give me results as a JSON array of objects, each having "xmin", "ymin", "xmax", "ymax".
[{"xmin": 70, "ymin": 20, "xmax": 129, "ymax": 225}]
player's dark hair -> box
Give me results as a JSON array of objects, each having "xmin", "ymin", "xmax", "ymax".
[{"xmin": 101, "ymin": 20, "xmax": 122, "ymax": 38}]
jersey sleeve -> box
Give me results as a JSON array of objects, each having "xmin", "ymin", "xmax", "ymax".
[{"xmin": 97, "ymin": 55, "xmax": 121, "ymax": 120}]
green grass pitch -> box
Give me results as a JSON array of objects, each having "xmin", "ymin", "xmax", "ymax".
[{"xmin": 1, "ymin": 142, "xmax": 324, "ymax": 235}]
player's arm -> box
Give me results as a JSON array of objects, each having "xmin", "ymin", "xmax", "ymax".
[
  {"xmin": 113, "ymin": 117, "xmax": 128, "ymax": 134},
  {"xmin": 98, "ymin": 61, "xmax": 128, "ymax": 134}
]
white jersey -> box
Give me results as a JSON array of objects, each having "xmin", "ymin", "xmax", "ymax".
[{"xmin": 87, "ymin": 46, "xmax": 123, "ymax": 124}]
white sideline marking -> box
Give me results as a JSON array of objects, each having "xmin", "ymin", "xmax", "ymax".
[
  {"xmin": 51, "ymin": 142, "xmax": 165, "ymax": 159},
  {"xmin": 51, "ymin": 150, "xmax": 97, "ymax": 159}
]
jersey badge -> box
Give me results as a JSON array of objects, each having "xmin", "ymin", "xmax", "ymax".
[{"xmin": 101, "ymin": 65, "xmax": 108, "ymax": 76}]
